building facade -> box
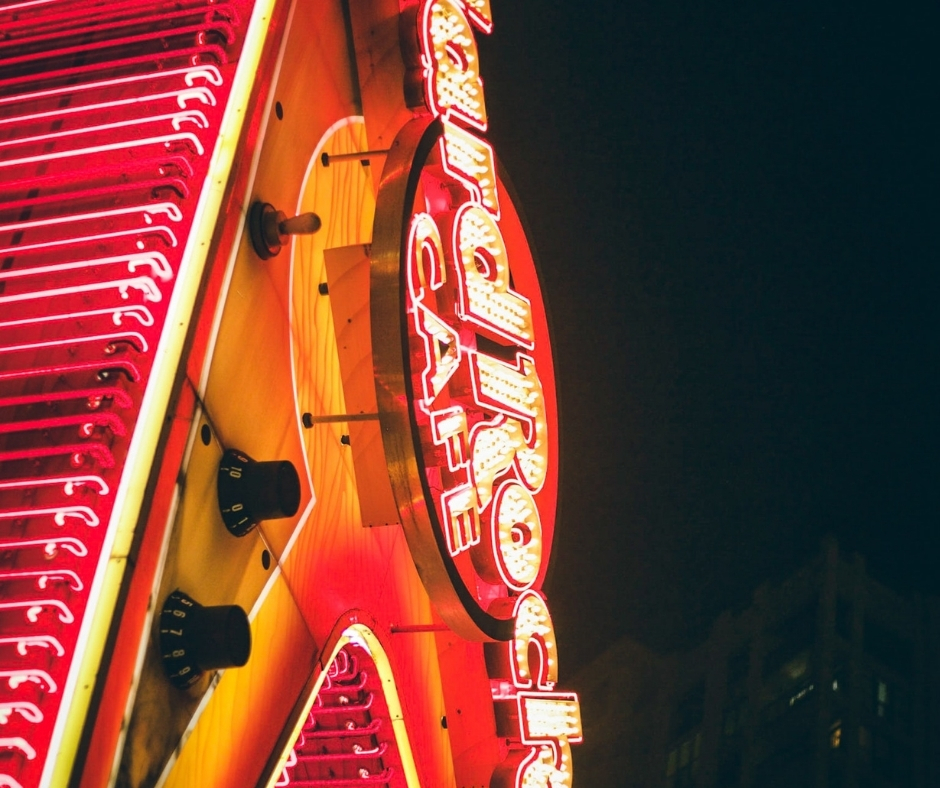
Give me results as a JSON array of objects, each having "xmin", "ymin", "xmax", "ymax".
[{"xmin": 575, "ymin": 540, "xmax": 940, "ymax": 788}]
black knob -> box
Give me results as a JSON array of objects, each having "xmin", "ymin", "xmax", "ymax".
[
  {"xmin": 248, "ymin": 200, "xmax": 321, "ymax": 259},
  {"xmin": 217, "ymin": 448, "xmax": 300, "ymax": 537},
  {"xmin": 159, "ymin": 590, "xmax": 251, "ymax": 690}
]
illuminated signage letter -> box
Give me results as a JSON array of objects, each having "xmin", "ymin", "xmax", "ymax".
[
  {"xmin": 420, "ymin": 0, "xmax": 488, "ymax": 130},
  {"xmin": 487, "ymin": 593, "xmax": 582, "ymax": 788},
  {"xmin": 440, "ymin": 117, "xmax": 500, "ymax": 217},
  {"xmin": 453, "ymin": 203, "xmax": 533, "ymax": 347},
  {"xmin": 461, "ymin": 0, "xmax": 494, "ymax": 34}
]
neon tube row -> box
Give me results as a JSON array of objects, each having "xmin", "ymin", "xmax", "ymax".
[{"xmin": 0, "ymin": 1, "xmax": 255, "ymax": 784}]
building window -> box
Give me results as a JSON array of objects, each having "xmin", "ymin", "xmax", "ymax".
[
  {"xmin": 722, "ymin": 702, "xmax": 744, "ymax": 737},
  {"xmin": 872, "ymin": 731, "xmax": 894, "ymax": 779},
  {"xmin": 788, "ymin": 680, "xmax": 815, "ymax": 708},
  {"xmin": 858, "ymin": 725, "xmax": 872, "ymax": 766},
  {"xmin": 829, "ymin": 719, "xmax": 842, "ymax": 749},
  {"xmin": 717, "ymin": 751, "xmax": 741, "ymax": 788},
  {"xmin": 754, "ymin": 734, "xmax": 814, "ymax": 787},
  {"xmin": 858, "ymin": 728, "xmax": 908, "ymax": 783},
  {"xmin": 666, "ymin": 731, "xmax": 702, "ymax": 788},
  {"xmin": 760, "ymin": 675, "xmax": 816, "ymax": 727},
  {"xmin": 875, "ymin": 679, "xmax": 889, "ymax": 718},
  {"xmin": 871, "ymin": 674, "xmax": 910, "ymax": 735},
  {"xmin": 831, "ymin": 664, "xmax": 845, "ymax": 694},
  {"xmin": 828, "ymin": 758, "xmax": 845, "ymax": 788}
]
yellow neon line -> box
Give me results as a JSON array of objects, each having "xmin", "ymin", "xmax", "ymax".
[
  {"xmin": 262, "ymin": 625, "xmax": 422, "ymax": 788},
  {"xmin": 43, "ymin": 0, "xmax": 279, "ymax": 784},
  {"xmin": 345, "ymin": 625, "xmax": 423, "ymax": 788},
  {"xmin": 260, "ymin": 640, "xmax": 346, "ymax": 788}
]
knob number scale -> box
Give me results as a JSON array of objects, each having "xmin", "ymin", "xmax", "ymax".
[
  {"xmin": 218, "ymin": 450, "xmax": 252, "ymax": 535},
  {"xmin": 216, "ymin": 448, "xmax": 301, "ymax": 537},
  {"xmin": 159, "ymin": 591, "xmax": 200, "ymax": 690},
  {"xmin": 158, "ymin": 589, "xmax": 251, "ymax": 690}
]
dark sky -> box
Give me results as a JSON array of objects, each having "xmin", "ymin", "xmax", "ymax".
[{"xmin": 478, "ymin": 1, "xmax": 938, "ymax": 673}]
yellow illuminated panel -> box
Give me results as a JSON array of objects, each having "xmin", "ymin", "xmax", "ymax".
[{"xmin": 263, "ymin": 625, "xmax": 422, "ymax": 788}]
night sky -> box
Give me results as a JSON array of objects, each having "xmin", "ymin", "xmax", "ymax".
[{"xmin": 477, "ymin": 2, "xmax": 938, "ymax": 674}]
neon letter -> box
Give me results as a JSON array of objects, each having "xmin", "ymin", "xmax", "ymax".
[{"xmin": 420, "ymin": 0, "xmax": 488, "ymax": 130}]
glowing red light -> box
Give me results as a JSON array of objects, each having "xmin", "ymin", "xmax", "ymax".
[{"xmin": 0, "ymin": 1, "xmax": 257, "ymax": 784}]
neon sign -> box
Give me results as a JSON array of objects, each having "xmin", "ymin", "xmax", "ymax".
[
  {"xmin": 0, "ymin": 1, "xmax": 258, "ymax": 785},
  {"xmin": 486, "ymin": 592, "xmax": 582, "ymax": 788},
  {"xmin": 376, "ymin": 17, "xmax": 557, "ymax": 643},
  {"xmin": 371, "ymin": 1, "xmax": 581, "ymax": 784}
]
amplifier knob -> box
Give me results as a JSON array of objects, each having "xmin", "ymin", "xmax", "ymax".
[
  {"xmin": 217, "ymin": 448, "xmax": 300, "ymax": 536},
  {"xmin": 159, "ymin": 590, "xmax": 251, "ymax": 690}
]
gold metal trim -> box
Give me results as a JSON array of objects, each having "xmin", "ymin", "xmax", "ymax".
[{"xmin": 369, "ymin": 116, "xmax": 513, "ymax": 642}]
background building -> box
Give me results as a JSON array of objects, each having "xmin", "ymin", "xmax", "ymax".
[{"xmin": 575, "ymin": 539, "xmax": 940, "ymax": 788}]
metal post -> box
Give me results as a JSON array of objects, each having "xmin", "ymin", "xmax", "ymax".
[
  {"xmin": 390, "ymin": 624, "xmax": 450, "ymax": 634},
  {"xmin": 302, "ymin": 412, "xmax": 379, "ymax": 425},
  {"xmin": 320, "ymin": 149, "xmax": 390, "ymax": 166}
]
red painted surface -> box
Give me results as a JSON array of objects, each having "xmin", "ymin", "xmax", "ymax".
[
  {"xmin": 275, "ymin": 645, "xmax": 410, "ymax": 788},
  {"xmin": 0, "ymin": 1, "xmax": 257, "ymax": 784}
]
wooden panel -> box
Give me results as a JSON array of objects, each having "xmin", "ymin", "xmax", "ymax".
[
  {"xmin": 324, "ymin": 244, "xmax": 401, "ymax": 527},
  {"xmin": 119, "ymin": 4, "xmax": 370, "ymax": 780},
  {"xmin": 117, "ymin": 413, "xmax": 276, "ymax": 787},
  {"xmin": 347, "ymin": 0, "xmax": 415, "ymax": 194},
  {"xmin": 140, "ymin": 2, "xmax": 468, "ymax": 785},
  {"xmin": 278, "ymin": 517, "xmax": 456, "ymax": 788},
  {"xmin": 287, "ymin": 121, "xmax": 376, "ymax": 557},
  {"xmin": 323, "ymin": 245, "xmax": 376, "ymax": 416},
  {"xmin": 281, "ymin": 118, "xmax": 457, "ymax": 784},
  {"xmin": 205, "ymin": 1, "xmax": 368, "ymax": 562},
  {"xmin": 160, "ymin": 574, "xmax": 318, "ymax": 788}
]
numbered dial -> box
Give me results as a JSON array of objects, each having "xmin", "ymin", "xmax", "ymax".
[
  {"xmin": 217, "ymin": 448, "xmax": 301, "ymax": 537},
  {"xmin": 159, "ymin": 590, "xmax": 251, "ymax": 690}
]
